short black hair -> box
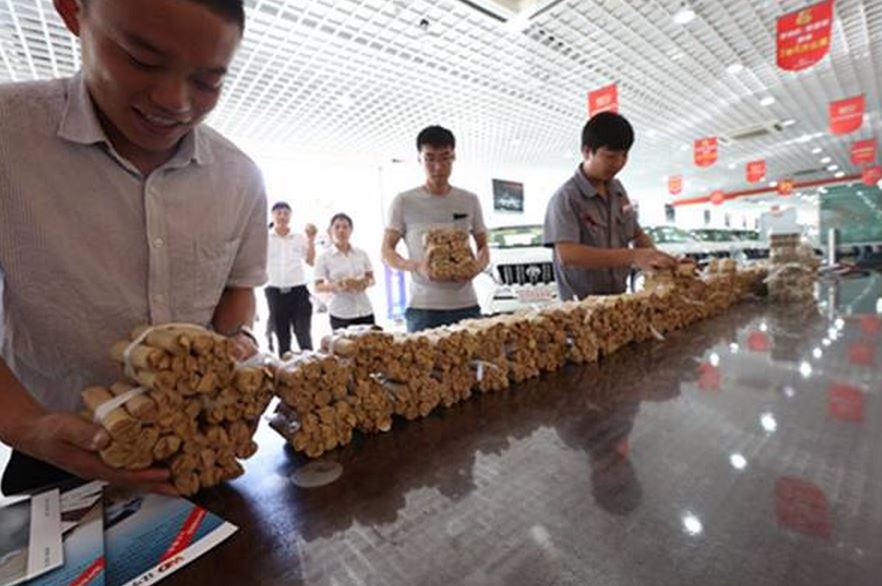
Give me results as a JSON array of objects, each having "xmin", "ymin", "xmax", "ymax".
[
  {"xmin": 83, "ymin": 0, "xmax": 245, "ymax": 32},
  {"xmin": 329, "ymin": 213, "xmax": 353, "ymax": 229},
  {"xmin": 581, "ymin": 112, "xmax": 635, "ymax": 153},
  {"xmin": 416, "ymin": 125, "xmax": 455, "ymax": 152},
  {"xmin": 271, "ymin": 201, "xmax": 291, "ymax": 212}
]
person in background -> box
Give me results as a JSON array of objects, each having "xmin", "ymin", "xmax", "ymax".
[
  {"xmin": 266, "ymin": 201, "xmax": 316, "ymax": 354},
  {"xmin": 0, "ymin": 0, "xmax": 266, "ymax": 495},
  {"xmin": 543, "ymin": 112, "xmax": 677, "ymax": 301},
  {"xmin": 314, "ymin": 213, "xmax": 376, "ymax": 330},
  {"xmin": 381, "ymin": 125, "xmax": 490, "ymax": 332}
]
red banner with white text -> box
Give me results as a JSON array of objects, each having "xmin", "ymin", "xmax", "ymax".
[
  {"xmin": 776, "ymin": 0, "xmax": 833, "ymax": 71},
  {"xmin": 746, "ymin": 160, "xmax": 766, "ymax": 183},
  {"xmin": 588, "ymin": 84, "xmax": 618, "ymax": 117},
  {"xmin": 829, "ymin": 95, "xmax": 865, "ymax": 135},
  {"xmin": 694, "ymin": 137, "xmax": 718, "ymax": 167}
]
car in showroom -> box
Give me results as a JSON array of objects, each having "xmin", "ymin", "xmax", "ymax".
[
  {"xmin": 475, "ymin": 224, "xmax": 557, "ymax": 315},
  {"xmin": 642, "ymin": 225, "xmax": 718, "ymax": 263}
]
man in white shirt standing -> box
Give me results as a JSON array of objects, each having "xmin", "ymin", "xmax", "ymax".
[
  {"xmin": 382, "ymin": 125, "xmax": 490, "ymax": 332},
  {"xmin": 266, "ymin": 202, "xmax": 316, "ymax": 354}
]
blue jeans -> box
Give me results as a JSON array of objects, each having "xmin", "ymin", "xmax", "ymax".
[{"xmin": 405, "ymin": 305, "xmax": 482, "ymax": 332}]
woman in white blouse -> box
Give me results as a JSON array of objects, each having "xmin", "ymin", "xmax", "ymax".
[{"xmin": 314, "ymin": 213, "xmax": 376, "ymax": 330}]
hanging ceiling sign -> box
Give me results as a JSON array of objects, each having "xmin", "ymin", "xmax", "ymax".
[
  {"xmin": 777, "ymin": 179, "xmax": 795, "ymax": 196},
  {"xmin": 668, "ymin": 175, "xmax": 683, "ymax": 195},
  {"xmin": 862, "ymin": 165, "xmax": 882, "ymax": 186},
  {"xmin": 694, "ymin": 137, "xmax": 718, "ymax": 167},
  {"xmin": 587, "ymin": 84, "xmax": 618, "ymax": 117},
  {"xmin": 850, "ymin": 139, "xmax": 877, "ymax": 165},
  {"xmin": 829, "ymin": 95, "xmax": 865, "ymax": 135},
  {"xmin": 776, "ymin": 0, "xmax": 833, "ymax": 71},
  {"xmin": 710, "ymin": 190, "xmax": 725, "ymax": 205},
  {"xmin": 746, "ymin": 160, "xmax": 766, "ymax": 183}
]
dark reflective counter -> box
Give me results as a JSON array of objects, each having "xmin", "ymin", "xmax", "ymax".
[{"xmin": 174, "ymin": 274, "xmax": 882, "ymax": 586}]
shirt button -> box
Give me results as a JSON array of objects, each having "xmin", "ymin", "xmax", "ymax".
[{"xmin": 153, "ymin": 238, "xmax": 164, "ymax": 248}]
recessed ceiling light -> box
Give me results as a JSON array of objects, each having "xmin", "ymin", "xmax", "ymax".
[
  {"xmin": 812, "ymin": 147, "xmax": 823, "ymax": 154},
  {"xmin": 673, "ymin": 5, "xmax": 696, "ymax": 25},
  {"xmin": 820, "ymin": 156, "xmax": 832, "ymax": 164},
  {"xmin": 780, "ymin": 119, "xmax": 796, "ymax": 127},
  {"xmin": 728, "ymin": 163, "xmax": 736, "ymax": 170},
  {"xmin": 827, "ymin": 164, "xmax": 839, "ymax": 171},
  {"xmin": 796, "ymin": 134, "xmax": 812, "ymax": 143},
  {"xmin": 834, "ymin": 171, "xmax": 845, "ymax": 178},
  {"xmin": 760, "ymin": 96, "xmax": 776, "ymax": 106},
  {"xmin": 726, "ymin": 63, "xmax": 744, "ymax": 75},
  {"xmin": 769, "ymin": 181, "xmax": 778, "ymax": 187}
]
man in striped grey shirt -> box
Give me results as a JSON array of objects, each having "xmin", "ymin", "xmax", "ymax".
[{"xmin": 0, "ymin": 0, "xmax": 266, "ymax": 494}]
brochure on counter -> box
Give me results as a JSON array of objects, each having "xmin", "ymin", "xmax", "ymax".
[
  {"xmin": 103, "ymin": 489, "xmax": 237, "ymax": 586},
  {"xmin": 0, "ymin": 488, "xmax": 63, "ymax": 586},
  {"xmin": 30, "ymin": 481, "xmax": 105, "ymax": 586}
]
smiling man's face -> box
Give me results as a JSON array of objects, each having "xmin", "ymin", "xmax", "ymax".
[{"xmin": 56, "ymin": 0, "xmax": 241, "ymax": 167}]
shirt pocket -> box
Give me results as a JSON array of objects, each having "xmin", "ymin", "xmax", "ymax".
[
  {"xmin": 579, "ymin": 210, "xmax": 607, "ymax": 247},
  {"xmin": 191, "ymin": 238, "xmax": 241, "ymax": 313}
]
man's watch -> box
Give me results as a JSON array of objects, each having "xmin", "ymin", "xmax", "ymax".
[{"xmin": 227, "ymin": 324, "xmax": 258, "ymax": 346}]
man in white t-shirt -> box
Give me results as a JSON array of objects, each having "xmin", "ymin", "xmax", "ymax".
[
  {"xmin": 382, "ymin": 126, "xmax": 490, "ymax": 332},
  {"xmin": 266, "ymin": 202, "xmax": 316, "ymax": 354}
]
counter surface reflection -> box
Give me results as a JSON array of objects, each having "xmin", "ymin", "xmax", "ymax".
[{"xmin": 175, "ymin": 274, "xmax": 882, "ymax": 586}]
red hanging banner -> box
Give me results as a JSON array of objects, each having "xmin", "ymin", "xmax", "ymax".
[
  {"xmin": 668, "ymin": 175, "xmax": 683, "ymax": 195},
  {"xmin": 694, "ymin": 137, "xmax": 718, "ymax": 167},
  {"xmin": 587, "ymin": 84, "xmax": 618, "ymax": 117},
  {"xmin": 710, "ymin": 190, "xmax": 725, "ymax": 205},
  {"xmin": 777, "ymin": 179, "xmax": 794, "ymax": 196},
  {"xmin": 829, "ymin": 95, "xmax": 865, "ymax": 135},
  {"xmin": 850, "ymin": 139, "xmax": 877, "ymax": 165},
  {"xmin": 776, "ymin": 0, "xmax": 833, "ymax": 71},
  {"xmin": 863, "ymin": 165, "xmax": 882, "ymax": 186},
  {"xmin": 746, "ymin": 160, "xmax": 766, "ymax": 183}
]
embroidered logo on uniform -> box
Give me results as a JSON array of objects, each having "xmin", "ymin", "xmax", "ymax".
[{"xmin": 581, "ymin": 212, "xmax": 598, "ymax": 226}]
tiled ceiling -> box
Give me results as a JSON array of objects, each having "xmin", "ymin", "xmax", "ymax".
[{"xmin": 1, "ymin": 0, "xmax": 880, "ymax": 199}]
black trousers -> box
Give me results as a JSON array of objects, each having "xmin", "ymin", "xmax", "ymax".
[
  {"xmin": 2, "ymin": 450, "xmax": 74, "ymax": 495},
  {"xmin": 330, "ymin": 313, "xmax": 376, "ymax": 331},
  {"xmin": 265, "ymin": 285, "xmax": 313, "ymax": 355}
]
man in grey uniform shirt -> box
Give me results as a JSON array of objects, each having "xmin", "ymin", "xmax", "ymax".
[
  {"xmin": 382, "ymin": 126, "xmax": 490, "ymax": 332},
  {"xmin": 0, "ymin": 0, "xmax": 266, "ymax": 494},
  {"xmin": 544, "ymin": 112, "xmax": 677, "ymax": 300}
]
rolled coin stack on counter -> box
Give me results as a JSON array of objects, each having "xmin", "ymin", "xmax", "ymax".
[
  {"xmin": 459, "ymin": 318, "xmax": 511, "ymax": 393},
  {"xmin": 423, "ymin": 228, "xmax": 477, "ymax": 281},
  {"xmin": 271, "ymin": 352, "xmax": 356, "ymax": 458},
  {"xmin": 83, "ymin": 324, "xmax": 274, "ymax": 495},
  {"xmin": 766, "ymin": 234, "xmax": 819, "ymax": 302}
]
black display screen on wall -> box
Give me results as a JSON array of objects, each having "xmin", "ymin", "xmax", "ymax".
[{"xmin": 492, "ymin": 179, "xmax": 524, "ymax": 213}]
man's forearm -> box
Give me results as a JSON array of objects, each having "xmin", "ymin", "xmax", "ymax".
[
  {"xmin": 555, "ymin": 242, "xmax": 636, "ymax": 269},
  {"xmin": 382, "ymin": 247, "xmax": 417, "ymax": 272},
  {"xmin": 634, "ymin": 231, "xmax": 655, "ymax": 249},
  {"xmin": 305, "ymin": 241, "xmax": 316, "ymax": 267},
  {"xmin": 211, "ymin": 287, "xmax": 256, "ymax": 335},
  {"xmin": 0, "ymin": 359, "xmax": 46, "ymax": 447}
]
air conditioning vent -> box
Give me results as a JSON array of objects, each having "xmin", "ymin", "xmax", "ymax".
[
  {"xmin": 792, "ymin": 167, "xmax": 826, "ymax": 177},
  {"xmin": 719, "ymin": 120, "xmax": 788, "ymax": 144}
]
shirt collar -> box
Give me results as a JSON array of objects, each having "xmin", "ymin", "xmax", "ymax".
[
  {"xmin": 573, "ymin": 164, "xmax": 624, "ymax": 200},
  {"xmin": 57, "ymin": 72, "xmax": 213, "ymax": 170}
]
